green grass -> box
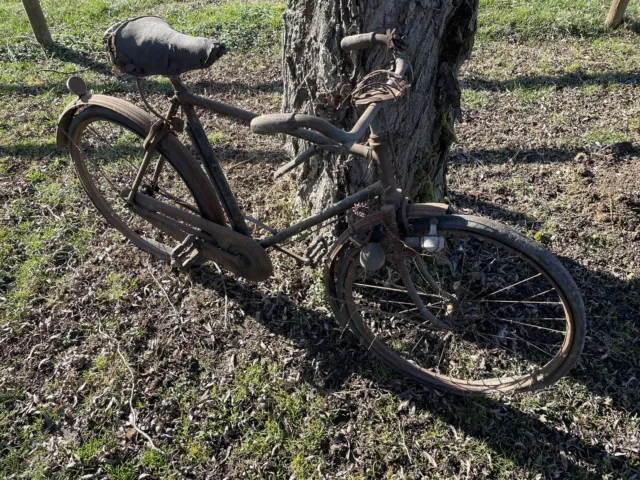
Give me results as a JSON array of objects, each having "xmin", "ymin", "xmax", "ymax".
[
  {"xmin": 0, "ymin": 0, "xmax": 284, "ymax": 58},
  {"xmin": 101, "ymin": 272, "xmax": 138, "ymax": 302},
  {"xmin": 106, "ymin": 460, "xmax": 138, "ymax": 480},
  {"xmin": 140, "ymin": 448, "xmax": 169, "ymax": 476},
  {"xmin": 74, "ymin": 432, "xmax": 117, "ymax": 464},
  {"xmin": 628, "ymin": 117, "xmax": 640, "ymax": 131},
  {"xmin": 583, "ymin": 126, "xmax": 632, "ymax": 145},
  {"xmin": 209, "ymin": 360, "xmax": 328, "ymax": 476},
  {"xmin": 207, "ymin": 131, "xmax": 230, "ymax": 144},
  {"xmin": 0, "ymin": 179, "xmax": 96, "ymax": 324},
  {"xmin": 478, "ymin": 0, "xmax": 640, "ymax": 41},
  {"xmin": 461, "ymin": 89, "xmax": 490, "ymax": 109},
  {"xmin": 508, "ymin": 83, "xmax": 556, "ymax": 101},
  {"xmin": 2, "ymin": 0, "xmax": 640, "ymax": 479}
]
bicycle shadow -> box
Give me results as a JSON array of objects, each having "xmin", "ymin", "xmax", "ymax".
[{"xmin": 186, "ymin": 259, "xmax": 637, "ymax": 478}]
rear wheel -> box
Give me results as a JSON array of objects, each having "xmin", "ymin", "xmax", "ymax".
[
  {"xmin": 329, "ymin": 214, "xmax": 586, "ymax": 395},
  {"xmin": 68, "ymin": 104, "xmax": 225, "ymax": 261}
]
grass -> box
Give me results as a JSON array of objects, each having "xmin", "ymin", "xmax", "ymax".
[
  {"xmin": 478, "ymin": 0, "xmax": 640, "ymax": 40},
  {"xmin": 1, "ymin": 0, "xmax": 640, "ymax": 478},
  {"xmin": 100, "ymin": 272, "xmax": 138, "ymax": 302},
  {"xmin": 139, "ymin": 448, "xmax": 169, "ymax": 476},
  {"xmin": 0, "ymin": 0, "xmax": 284, "ymax": 57},
  {"xmin": 583, "ymin": 126, "xmax": 633, "ymax": 145},
  {"xmin": 207, "ymin": 131, "xmax": 230, "ymax": 144},
  {"xmin": 461, "ymin": 89, "xmax": 490, "ymax": 109},
  {"xmin": 225, "ymin": 361, "xmax": 328, "ymax": 477},
  {"xmin": 73, "ymin": 432, "xmax": 117, "ymax": 464}
]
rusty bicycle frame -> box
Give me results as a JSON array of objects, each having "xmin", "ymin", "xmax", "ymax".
[
  {"xmin": 59, "ymin": 29, "xmax": 446, "ymax": 296},
  {"xmin": 56, "ymin": 31, "xmax": 453, "ymax": 286},
  {"xmin": 119, "ymin": 57, "xmax": 427, "ymax": 273},
  {"xmin": 170, "ymin": 77, "xmax": 384, "ymax": 247},
  {"xmin": 164, "ymin": 75, "xmax": 397, "ymax": 247}
]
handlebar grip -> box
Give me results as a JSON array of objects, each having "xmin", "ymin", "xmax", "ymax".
[{"xmin": 340, "ymin": 32, "xmax": 388, "ymax": 52}]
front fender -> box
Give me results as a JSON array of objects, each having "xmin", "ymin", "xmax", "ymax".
[{"xmin": 406, "ymin": 203, "xmax": 450, "ymax": 218}]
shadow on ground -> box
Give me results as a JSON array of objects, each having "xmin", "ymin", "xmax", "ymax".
[
  {"xmin": 448, "ymin": 143, "xmax": 639, "ymax": 165},
  {"xmin": 185, "ymin": 238, "xmax": 639, "ymax": 478},
  {"xmin": 463, "ymin": 71, "xmax": 640, "ymax": 92},
  {"xmin": 450, "ymin": 192, "xmax": 640, "ymax": 405},
  {"xmin": 166, "ymin": 138, "xmax": 639, "ymax": 477}
]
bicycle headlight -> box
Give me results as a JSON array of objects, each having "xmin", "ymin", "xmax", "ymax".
[{"xmin": 360, "ymin": 243, "xmax": 386, "ymax": 271}]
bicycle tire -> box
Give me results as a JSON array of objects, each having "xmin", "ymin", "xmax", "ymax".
[
  {"xmin": 327, "ymin": 213, "xmax": 586, "ymax": 395},
  {"xmin": 67, "ymin": 103, "xmax": 225, "ymax": 262}
]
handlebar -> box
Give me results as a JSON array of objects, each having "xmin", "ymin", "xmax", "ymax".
[
  {"xmin": 340, "ymin": 32, "xmax": 389, "ymax": 52},
  {"xmin": 250, "ymin": 30, "xmax": 409, "ymax": 177},
  {"xmin": 250, "ymin": 56, "xmax": 408, "ymax": 146}
]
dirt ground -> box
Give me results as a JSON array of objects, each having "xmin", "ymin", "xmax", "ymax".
[{"xmin": 2, "ymin": 16, "xmax": 640, "ymax": 480}]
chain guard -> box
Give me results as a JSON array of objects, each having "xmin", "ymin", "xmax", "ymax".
[{"xmin": 199, "ymin": 228, "xmax": 273, "ymax": 282}]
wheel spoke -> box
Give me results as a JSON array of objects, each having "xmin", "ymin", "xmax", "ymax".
[
  {"xmin": 476, "ymin": 331, "xmax": 557, "ymax": 358},
  {"xmin": 478, "ymin": 300, "xmax": 562, "ymax": 305},
  {"xmin": 353, "ymin": 282, "xmax": 440, "ymax": 298},
  {"xmin": 481, "ymin": 317, "xmax": 566, "ymax": 334},
  {"xmin": 86, "ymin": 124, "xmax": 146, "ymax": 174},
  {"xmin": 74, "ymin": 117, "xmax": 199, "ymax": 255},
  {"xmin": 473, "ymin": 273, "xmax": 543, "ymax": 301},
  {"xmin": 333, "ymin": 219, "xmax": 583, "ymax": 393}
]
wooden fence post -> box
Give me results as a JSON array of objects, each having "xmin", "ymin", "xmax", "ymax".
[
  {"xmin": 21, "ymin": 0, "xmax": 53, "ymax": 46},
  {"xmin": 606, "ymin": 0, "xmax": 631, "ymax": 28}
]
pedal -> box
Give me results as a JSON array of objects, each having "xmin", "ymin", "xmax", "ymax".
[
  {"xmin": 305, "ymin": 235, "xmax": 328, "ymax": 267},
  {"xmin": 171, "ymin": 234, "xmax": 204, "ymax": 271}
]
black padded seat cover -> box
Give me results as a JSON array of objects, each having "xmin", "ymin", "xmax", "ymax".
[{"xmin": 104, "ymin": 16, "xmax": 226, "ymax": 77}]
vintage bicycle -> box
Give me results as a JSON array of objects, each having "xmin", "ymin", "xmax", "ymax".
[{"xmin": 57, "ymin": 17, "xmax": 585, "ymax": 395}]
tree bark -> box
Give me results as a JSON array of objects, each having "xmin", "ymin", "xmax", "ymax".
[{"xmin": 282, "ymin": 0, "xmax": 478, "ymax": 213}]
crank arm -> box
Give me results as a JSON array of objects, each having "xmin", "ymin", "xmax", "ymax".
[
  {"xmin": 131, "ymin": 193, "xmax": 273, "ymax": 281},
  {"xmin": 132, "ymin": 205, "xmax": 247, "ymax": 267}
]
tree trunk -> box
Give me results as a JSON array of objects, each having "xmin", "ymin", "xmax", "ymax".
[
  {"xmin": 606, "ymin": 0, "xmax": 631, "ymax": 28},
  {"xmin": 22, "ymin": 0, "xmax": 53, "ymax": 47},
  {"xmin": 281, "ymin": 0, "xmax": 478, "ymax": 213}
]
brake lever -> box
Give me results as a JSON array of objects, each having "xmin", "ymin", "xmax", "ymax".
[
  {"xmin": 274, "ymin": 144, "xmax": 350, "ymax": 179},
  {"xmin": 386, "ymin": 29, "xmax": 408, "ymax": 52}
]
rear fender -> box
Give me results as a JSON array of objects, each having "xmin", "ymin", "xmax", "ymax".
[
  {"xmin": 56, "ymin": 93, "xmax": 229, "ymax": 227},
  {"xmin": 56, "ymin": 94, "xmax": 155, "ymax": 148}
]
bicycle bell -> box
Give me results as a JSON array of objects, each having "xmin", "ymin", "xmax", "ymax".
[{"xmin": 360, "ymin": 243, "xmax": 386, "ymax": 271}]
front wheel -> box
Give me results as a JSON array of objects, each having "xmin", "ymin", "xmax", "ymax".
[{"xmin": 327, "ymin": 214, "xmax": 586, "ymax": 395}]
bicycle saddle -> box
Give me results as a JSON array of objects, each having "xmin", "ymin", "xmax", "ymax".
[{"xmin": 104, "ymin": 16, "xmax": 227, "ymax": 77}]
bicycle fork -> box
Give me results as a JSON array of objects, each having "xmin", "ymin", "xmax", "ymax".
[{"xmin": 368, "ymin": 118, "xmax": 452, "ymax": 330}]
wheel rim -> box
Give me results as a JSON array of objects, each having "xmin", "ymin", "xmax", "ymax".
[
  {"xmin": 340, "ymin": 227, "xmax": 576, "ymax": 393},
  {"xmin": 71, "ymin": 116, "xmax": 202, "ymax": 258}
]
